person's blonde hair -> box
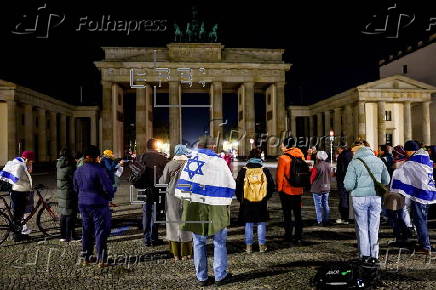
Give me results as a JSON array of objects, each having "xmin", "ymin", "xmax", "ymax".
[{"xmin": 352, "ymin": 138, "xmax": 370, "ymax": 147}]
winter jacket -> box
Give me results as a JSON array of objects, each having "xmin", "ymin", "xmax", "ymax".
[
  {"xmin": 56, "ymin": 156, "xmax": 77, "ymax": 215},
  {"xmin": 73, "ymin": 162, "xmax": 115, "ymax": 206},
  {"xmin": 159, "ymin": 157, "xmax": 192, "ymax": 242},
  {"xmin": 101, "ymin": 156, "xmax": 118, "ymax": 186},
  {"xmin": 0, "ymin": 157, "xmax": 32, "ymax": 192},
  {"xmin": 310, "ymin": 160, "xmax": 331, "ymax": 194},
  {"xmin": 276, "ymin": 148, "xmax": 305, "ymax": 196},
  {"xmin": 336, "ymin": 149, "xmax": 353, "ymax": 187},
  {"xmin": 344, "ymin": 147, "xmax": 390, "ymax": 197},
  {"xmin": 235, "ymin": 162, "xmax": 275, "ymax": 223},
  {"xmin": 136, "ymin": 150, "xmax": 169, "ymax": 187}
]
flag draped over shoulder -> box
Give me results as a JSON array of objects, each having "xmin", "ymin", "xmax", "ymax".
[
  {"xmin": 391, "ymin": 149, "xmax": 436, "ymax": 204},
  {"xmin": 0, "ymin": 157, "xmax": 26, "ymax": 185},
  {"xmin": 175, "ymin": 149, "xmax": 235, "ymax": 205}
]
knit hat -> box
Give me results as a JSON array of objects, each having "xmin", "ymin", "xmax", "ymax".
[
  {"xmin": 174, "ymin": 144, "xmax": 190, "ymax": 156},
  {"xmin": 103, "ymin": 149, "xmax": 113, "ymax": 157},
  {"xmin": 317, "ymin": 151, "xmax": 328, "ymax": 161},
  {"xmin": 21, "ymin": 151, "xmax": 34, "ymax": 161},
  {"xmin": 84, "ymin": 145, "xmax": 100, "ymax": 158},
  {"xmin": 404, "ymin": 140, "xmax": 420, "ymax": 152}
]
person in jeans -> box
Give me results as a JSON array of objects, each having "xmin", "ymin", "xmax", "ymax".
[
  {"xmin": 135, "ymin": 138, "xmax": 168, "ymax": 246},
  {"xmin": 335, "ymin": 146, "xmax": 353, "ymax": 224},
  {"xmin": 310, "ymin": 151, "xmax": 331, "ymax": 226},
  {"xmin": 0, "ymin": 151, "xmax": 34, "ymax": 242},
  {"xmin": 73, "ymin": 146, "xmax": 114, "ymax": 266},
  {"xmin": 175, "ymin": 136, "xmax": 235, "ymax": 287},
  {"xmin": 344, "ymin": 139, "xmax": 390, "ymax": 262},
  {"xmin": 391, "ymin": 140, "xmax": 436, "ymax": 255},
  {"xmin": 235, "ymin": 148, "xmax": 275, "ymax": 254},
  {"xmin": 276, "ymin": 139, "xmax": 305, "ymax": 244}
]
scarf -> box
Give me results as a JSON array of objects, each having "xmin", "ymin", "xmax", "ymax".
[
  {"xmin": 393, "ymin": 145, "xmax": 407, "ymax": 163},
  {"xmin": 248, "ymin": 158, "xmax": 262, "ymax": 164}
]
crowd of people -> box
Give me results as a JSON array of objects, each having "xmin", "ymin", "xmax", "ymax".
[{"xmin": 0, "ymin": 136, "xmax": 435, "ymax": 287}]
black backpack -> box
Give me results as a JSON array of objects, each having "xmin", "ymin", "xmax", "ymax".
[
  {"xmin": 285, "ymin": 154, "xmax": 310, "ymax": 188},
  {"xmin": 0, "ymin": 179, "xmax": 12, "ymax": 192},
  {"xmin": 128, "ymin": 156, "xmax": 150, "ymax": 189}
]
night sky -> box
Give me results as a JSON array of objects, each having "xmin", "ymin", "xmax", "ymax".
[{"xmin": 1, "ymin": 0, "xmax": 435, "ymax": 144}]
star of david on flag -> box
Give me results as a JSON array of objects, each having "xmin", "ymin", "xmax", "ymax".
[{"xmin": 184, "ymin": 155, "xmax": 205, "ymax": 179}]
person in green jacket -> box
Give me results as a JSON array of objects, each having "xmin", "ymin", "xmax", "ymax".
[{"xmin": 57, "ymin": 146, "xmax": 79, "ymax": 242}]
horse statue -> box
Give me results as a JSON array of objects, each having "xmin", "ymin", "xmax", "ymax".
[
  {"xmin": 208, "ymin": 24, "xmax": 218, "ymax": 42},
  {"xmin": 185, "ymin": 22, "xmax": 192, "ymax": 42},
  {"xmin": 174, "ymin": 23, "xmax": 183, "ymax": 42},
  {"xmin": 198, "ymin": 22, "xmax": 205, "ymax": 42}
]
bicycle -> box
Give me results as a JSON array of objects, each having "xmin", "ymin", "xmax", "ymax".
[{"xmin": 0, "ymin": 184, "xmax": 60, "ymax": 244}]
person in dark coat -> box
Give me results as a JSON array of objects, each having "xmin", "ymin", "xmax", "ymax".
[
  {"xmin": 56, "ymin": 146, "xmax": 78, "ymax": 242},
  {"xmin": 335, "ymin": 145, "xmax": 353, "ymax": 224},
  {"xmin": 100, "ymin": 150, "xmax": 123, "ymax": 207},
  {"xmin": 135, "ymin": 138, "xmax": 169, "ymax": 246},
  {"xmin": 73, "ymin": 145, "xmax": 114, "ymax": 266},
  {"xmin": 235, "ymin": 148, "xmax": 275, "ymax": 253}
]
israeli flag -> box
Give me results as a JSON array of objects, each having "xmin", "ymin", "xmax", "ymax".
[
  {"xmin": 175, "ymin": 149, "xmax": 235, "ymax": 206},
  {"xmin": 391, "ymin": 149, "xmax": 436, "ymax": 204},
  {"xmin": 0, "ymin": 157, "xmax": 25, "ymax": 185}
]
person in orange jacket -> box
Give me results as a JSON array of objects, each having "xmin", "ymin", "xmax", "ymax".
[{"xmin": 276, "ymin": 139, "xmax": 305, "ymax": 244}]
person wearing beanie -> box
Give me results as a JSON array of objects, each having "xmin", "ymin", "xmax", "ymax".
[
  {"xmin": 159, "ymin": 144, "xmax": 192, "ymax": 261},
  {"xmin": 0, "ymin": 151, "xmax": 34, "ymax": 241},
  {"xmin": 344, "ymin": 139, "xmax": 390, "ymax": 263},
  {"xmin": 100, "ymin": 149, "xmax": 123, "ymax": 207},
  {"xmin": 391, "ymin": 140, "xmax": 436, "ymax": 255},
  {"xmin": 310, "ymin": 151, "xmax": 332, "ymax": 226},
  {"xmin": 73, "ymin": 145, "xmax": 115, "ymax": 266},
  {"xmin": 235, "ymin": 148, "xmax": 275, "ymax": 254}
]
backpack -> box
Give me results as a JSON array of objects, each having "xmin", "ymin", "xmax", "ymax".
[
  {"xmin": 129, "ymin": 156, "xmax": 152, "ymax": 189},
  {"xmin": 243, "ymin": 167, "xmax": 267, "ymax": 202},
  {"xmin": 285, "ymin": 154, "xmax": 310, "ymax": 188},
  {"xmin": 0, "ymin": 179, "xmax": 12, "ymax": 192}
]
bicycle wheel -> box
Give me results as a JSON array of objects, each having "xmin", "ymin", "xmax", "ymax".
[
  {"xmin": 37, "ymin": 202, "xmax": 60, "ymax": 238},
  {"xmin": 0, "ymin": 211, "xmax": 11, "ymax": 245}
]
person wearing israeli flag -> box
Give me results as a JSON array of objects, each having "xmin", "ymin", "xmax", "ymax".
[
  {"xmin": 174, "ymin": 136, "xmax": 235, "ymax": 287},
  {"xmin": 391, "ymin": 140, "xmax": 436, "ymax": 255}
]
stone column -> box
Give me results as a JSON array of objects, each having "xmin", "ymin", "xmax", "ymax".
[
  {"xmin": 357, "ymin": 101, "xmax": 366, "ymax": 139},
  {"xmin": 210, "ymin": 81, "xmax": 223, "ymax": 142},
  {"xmin": 403, "ymin": 101, "xmax": 412, "ymax": 141},
  {"xmin": 49, "ymin": 111, "xmax": 57, "ymax": 161},
  {"xmin": 90, "ymin": 113, "xmax": 97, "ymax": 146},
  {"xmin": 69, "ymin": 116, "xmax": 76, "ymax": 154},
  {"xmin": 276, "ymin": 82, "xmax": 286, "ymax": 141},
  {"xmin": 6, "ymin": 100, "xmax": 16, "ymax": 160},
  {"xmin": 169, "ymin": 81, "xmax": 181, "ymax": 155},
  {"xmin": 37, "ymin": 108, "xmax": 47, "ymax": 162},
  {"xmin": 422, "ymin": 101, "xmax": 431, "ymax": 145},
  {"xmin": 344, "ymin": 104, "xmax": 353, "ymax": 146},
  {"xmin": 266, "ymin": 84, "xmax": 278, "ymax": 156},
  {"xmin": 309, "ymin": 115, "xmax": 314, "ymax": 137},
  {"xmin": 316, "ymin": 112, "xmax": 323, "ymax": 137},
  {"xmin": 59, "ymin": 114, "xmax": 67, "ymax": 149},
  {"xmin": 378, "ymin": 101, "xmax": 386, "ymax": 147},
  {"xmin": 334, "ymin": 108, "xmax": 342, "ymax": 137},
  {"xmin": 324, "ymin": 110, "xmax": 331, "ymax": 136},
  {"xmin": 136, "ymin": 87, "xmax": 147, "ymax": 154},
  {"xmin": 101, "ymin": 81, "xmax": 113, "ymax": 151},
  {"xmin": 244, "ymin": 82, "xmax": 255, "ymax": 156},
  {"xmin": 24, "ymin": 104, "xmax": 33, "ymax": 151}
]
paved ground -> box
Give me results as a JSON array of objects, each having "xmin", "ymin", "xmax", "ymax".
[{"xmin": 0, "ymin": 162, "xmax": 435, "ymax": 289}]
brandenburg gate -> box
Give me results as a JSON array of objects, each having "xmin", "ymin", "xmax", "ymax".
[{"xmin": 94, "ymin": 43, "xmax": 291, "ymax": 157}]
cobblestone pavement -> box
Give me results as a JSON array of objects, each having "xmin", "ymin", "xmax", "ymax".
[{"xmin": 0, "ymin": 163, "xmax": 435, "ymax": 289}]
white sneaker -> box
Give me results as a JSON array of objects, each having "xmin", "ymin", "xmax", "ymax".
[
  {"xmin": 59, "ymin": 238, "xmax": 68, "ymax": 242},
  {"xmin": 21, "ymin": 224, "xmax": 32, "ymax": 235},
  {"xmin": 336, "ymin": 219, "xmax": 349, "ymax": 225}
]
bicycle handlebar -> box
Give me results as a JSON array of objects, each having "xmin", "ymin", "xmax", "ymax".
[{"xmin": 33, "ymin": 184, "xmax": 48, "ymax": 191}]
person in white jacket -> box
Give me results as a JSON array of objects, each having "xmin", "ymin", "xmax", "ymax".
[{"xmin": 1, "ymin": 151, "xmax": 34, "ymax": 241}]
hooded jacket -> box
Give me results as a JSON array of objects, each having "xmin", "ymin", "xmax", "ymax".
[
  {"xmin": 276, "ymin": 147, "xmax": 305, "ymax": 196},
  {"xmin": 344, "ymin": 147, "xmax": 390, "ymax": 197}
]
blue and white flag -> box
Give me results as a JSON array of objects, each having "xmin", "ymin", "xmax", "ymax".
[
  {"xmin": 175, "ymin": 149, "xmax": 235, "ymax": 206},
  {"xmin": 0, "ymin": 157, "xmax": 26, "ymax": 185},
  {"xmin": 391, "ymin": 149, "xmax": 436, "ymax": 204}
]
